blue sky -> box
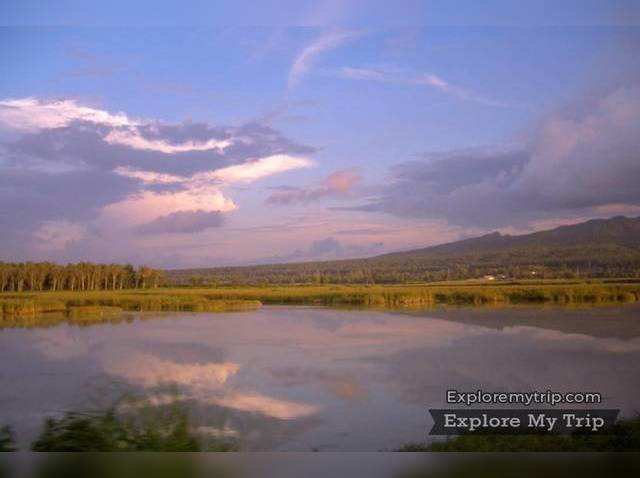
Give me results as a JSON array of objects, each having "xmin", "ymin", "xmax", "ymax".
[{"xmin": 1, "ymin": 2, "xmax": 639, "ymax": 267}]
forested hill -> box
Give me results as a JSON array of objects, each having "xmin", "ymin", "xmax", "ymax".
[
  {"xmin": 382, "ymin": 215, "xmax": 640, "ymax": 257},
  {"xmin": 167, "ymin": 216, "xmax": 640, "ymax": 285}
]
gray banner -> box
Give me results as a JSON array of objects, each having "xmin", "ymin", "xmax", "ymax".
[{"xmin": 428, "ymin": 408, "xmax": 620, "ymax": 435}]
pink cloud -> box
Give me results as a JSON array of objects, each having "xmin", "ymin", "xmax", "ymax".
[{"xmin": 267, "ymin": 168, "xmax": 361, "ymax": 205}]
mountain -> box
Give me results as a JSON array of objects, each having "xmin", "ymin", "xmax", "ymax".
[
  {"xmin": 384, "ymin": 216, "xmax": 640, "ymax": 257},
  {"xmin": 166, "ymin": 216, "xmax": 640, "ymax": 285}
]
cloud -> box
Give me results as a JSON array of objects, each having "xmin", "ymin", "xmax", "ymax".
[
  {"xmin": 103, "ymin": 350, "xmax": 318, "ymax": 420},
  {"xmin": 0, "ymin": 97, "xmax": 136, "ymax": 131},
  {"xmin": 265, "ymin": 236, "xmax": 385, "ymax": 263},
  {"xmin": 113, "ymin": 166, "xmax": 185, "ymax": 185},
  {"xmin": 136, "ymin": 210, "xmax": 225, "ymax": 234},
  {"xmin": 351, "ymin": 85, "xmax": 640, "ymax": 228},
  {"xmin": 33, "ymin": 220, "xmax": 88, "ymax": 250},
  {"xmin": 0, "ymin": 167, "xmax": 137, "ymax": 233},
  {"xmin": 0, "ymin": 97, "xmax": 316, "ymax": 261},
  {"xmin": 209, "ymin": 392, "xmax": 318, "ymax": 420},
  {"xmin": 338, "ymin": 66, "xmax": 508, "ymax": 107},
  {"xmin": 267, "ymin": 168, "xmax": 361, "ymax": 205},
  {"xmin": 103, "ymin": 352, "xmax": 239, "ymax": 389},
  {"xmin": 104, "ymin": 128, "xmax": 233, "ymax": 153},
  {"xmin": 309, "ymin": 237, "xmax": 343, "ymax": 255},
  {"xmin": 101, "ymin": 186, "xmax": 237, "ymax": 227},
  {"xmin": 0, "ymin": 98, "xmax": 238, "ymax": 154},
  {"xmin": 200, "ymin": 154, "xmax": 313, "ymax": 183},
  {"xmin": 288, "ymin": 29, "xmax": 358, "ymax": 89}
]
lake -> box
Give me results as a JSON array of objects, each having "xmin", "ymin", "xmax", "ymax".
[{"xmin": 1, "ymin": 304, "xmax": 639, "ymax": 451}]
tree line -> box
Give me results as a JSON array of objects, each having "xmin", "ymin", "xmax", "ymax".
[
  {"xmin": 0, "ymin": 262, "xmax": 164, "ymax": 292},
  {"xmin": 167, "ymin": 248, "xmax": 640, "ymax": 286}
]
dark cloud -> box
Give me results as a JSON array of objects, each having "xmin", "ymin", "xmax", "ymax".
[
  {"xmin": 4, "ymin": 120, "xmax": 313, "ymax": 177},
  {"xmin": 309, "ymin": 237, "xmax": 343, "ymax": 255},
  {"xmin": 0, "ymin": 167, "xmax": 137, "ymax": 231},
  {"xmin": 351, "ymin": 85, "xmax": 640, "ymax": 228},
  {"xmin": 136, "ymin": 210, "xmax": 225, "ymax": 234}
]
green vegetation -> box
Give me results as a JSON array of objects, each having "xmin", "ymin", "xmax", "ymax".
[
  {"xmin": 0, "ymin": 426, "xmax": 15, "ymax": 452},
  {"xmin": 26, "ymin": 395, "xmax": 238, "ymax": 452},
  {"xmin": 31, "ymin": 411, "xmax": 200, "ymax": 452},
  {"xmin": 0, "ymin": 262, "xmax": 165, "ymax": 292},
  {"xmin": 2, "ymin": 217, "xmax": 639, "ymax": 326},
  {"xmin": 1, "ymin": 281, "xmax": 639, "ymax": 328},
  {"xmin": 182, "ymin": 282, "xmax": 640, "ymax": 307},
  {"xmin": 8, "ymin": 411, "xmax": 640, "ymax": 452},
  {"xmin": 167, "ymin": 216, "xmax": 640, "ymax": 285},
  {"xmin": 0, "ymin": 290, "xmax": 261, "ymax": 328},
  {"xmin": 67, "ymin": 305, "xmax": 124, "ymax": 317},
  {"xmin": 398, "ymin": 415, "xmax": 640, "ymax": 451}
]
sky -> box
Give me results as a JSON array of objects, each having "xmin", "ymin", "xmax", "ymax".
[{"xmin": 1, "ymin": 1, "xmax": 640, "ymax": 267}]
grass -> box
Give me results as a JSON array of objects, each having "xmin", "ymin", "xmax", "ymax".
[
  {"xmin": 185, "ymin": 281, "xmax": 640, "ymax": 307},
  {"xmin": 0, "ymin": 290, "xmax": 261, "ymax": 328},
  {"xmin": 1, "ymin": 280, "xmax": 639, "ymax": 327}
]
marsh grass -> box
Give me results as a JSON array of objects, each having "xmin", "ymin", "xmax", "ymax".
[
  {"xmin": 0, "ymin": 290, "xmax": 261, "ymax": 328},
  {"xmin": 1, "ymin": 281, "xmax": 638, "ymax": 327},
  {"xmin": 195, "ymin": 282, "xmax": 640, "ymax": 307}
]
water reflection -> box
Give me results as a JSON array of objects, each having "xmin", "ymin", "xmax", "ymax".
[{"xmin": 0, "ymin": 304, "xmax": 639, "ymax": 451}]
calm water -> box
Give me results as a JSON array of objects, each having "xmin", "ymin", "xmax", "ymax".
[{"xmin": 1, "ymin": 304, "xmax": 640, "ymax": 451}]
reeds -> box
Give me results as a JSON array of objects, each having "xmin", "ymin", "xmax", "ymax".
[
  {"xmin": 196, "ymin": 282, "xmax": 640, "ymax": 307},
  {"xmin": 0, "ymin": 290, "xmax": 261, "ymax": 328},
  {"xmin": 1, "ymin": 282, "xmax": 638, "ymax": 328}
]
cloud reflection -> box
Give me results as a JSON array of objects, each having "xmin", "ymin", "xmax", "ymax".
[
  {"xmin": 103, "ymin": 352, "xmax": 239, "ymax": 388},
  {"xmin": 209, "ymin": 392, "xmax": 319, "ymax": 420}
]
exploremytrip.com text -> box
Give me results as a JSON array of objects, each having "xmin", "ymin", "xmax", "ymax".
[{"xmin": 446, "ymin": 389, "xmax": 602, "ymax": 407}]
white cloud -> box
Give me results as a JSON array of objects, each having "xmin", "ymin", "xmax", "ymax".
[
  {"xmin": 0, "ymin": 97, "xmax": 136, "ymax": 131},
  {"xmin": 114, "ymin": 156, "xmax": 312, "ymax": 187},
  {"xmin": 0, "ymin": 97, "xmax": 234, "ymax": 154},
  {"xmin": 199, "ymin": 154, "xmax": 313, "ymax": 183},
  {"xmin": 101, "ymin": 186, "xmax": 237, "ymax": 227},
  {"xmin": 107, "ymin": 155, "xmax": 311, "ymax": 229},
  {"xmin": 288, "ymin": 30, "xmax": 358, "ymax": 89},
  {"xmin": 339, "ymin": 66, "xmax": 507, "ymax": 107},
  {"xmin": 104, "ymin": 128, "xmax": 233, "ymax": 153},
  {"xmin": 113, "ymin": 166, "xmax": 186, "ymax": 185}
]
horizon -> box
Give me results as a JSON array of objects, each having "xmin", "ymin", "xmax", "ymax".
[
  {"xmin": 165, "ymin": 214, "xmax": 640, "ymax": 271},
  {"xmin": 2, "ymin": 2, "xmax": 640, "ymax": 268}
]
